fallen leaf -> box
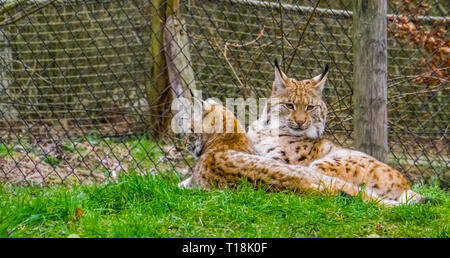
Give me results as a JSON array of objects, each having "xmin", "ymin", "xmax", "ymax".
[{"xmin": 75, "ymin": 208, "xmax": 84, "ymax": 220}]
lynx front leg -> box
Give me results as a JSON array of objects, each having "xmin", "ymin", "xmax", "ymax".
[{"xmin": 178, "ymin": 176, "xmax": 193, "ymax": 189}]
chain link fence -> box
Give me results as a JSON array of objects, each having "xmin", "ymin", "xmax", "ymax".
[{"xmin": 0, "ymin": 0, "xmax": 448, "ymax": 187}]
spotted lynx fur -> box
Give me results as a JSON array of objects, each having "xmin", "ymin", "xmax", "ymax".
[
  {"xmin": 247, "ymin": 60, "xmax": 429, "ymax": 205},
  {"xmin": 178, "ymin": 99, "xmax": 403, "ymax": 205}
]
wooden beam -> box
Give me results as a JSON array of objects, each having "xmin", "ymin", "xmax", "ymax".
[
  {"xmin": 0, "ymin": 28, "xmax": 14, "ymax": 119},
  {"xmin": 164, "ymin": 15, "xmax": 196, "ymax": 101},
  {"xmin": 147, "ymin": 0, "xmax": 171, "ymax": 138},
  {"xmin": 352, "ymin": 0, "xmax": 388, "ymax": 163},
  {"xmin": 164, "ymin": 0, "xmax": 195, "ymax": 102}
]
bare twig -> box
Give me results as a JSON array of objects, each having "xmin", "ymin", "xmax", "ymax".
[
  {"xmin": 241, "ymin": 42, "xmax": 270, "ymax": 90},
  {"xmin": 1, "ymin": 56, "xmax": 52, "ymax": 84},
  {"xmin": 391, "ymin": 87, "xmax": 449, "ymax": 100},
  {"xmin": 222, "ymin": 26, "xmax": 265, "ymax": 54},
  {"xmin": 216, "ymin": 26, "xmax": 265, "ymax": 97},
  {"xmin": 388, "ymin": 67, "xmax": 450, "ymax": 83},
  {"xmin": 440, "ymin": 124, "xmax": 449, "ymax": 141}
]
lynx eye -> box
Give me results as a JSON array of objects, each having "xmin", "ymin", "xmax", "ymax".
[
  {"xmin": 284, "ymin": 103, "xmax": 295, "ymax": 110},
  {"xmin": 306, "ymin": 105, "xmax": 315, "ymax": 111}
]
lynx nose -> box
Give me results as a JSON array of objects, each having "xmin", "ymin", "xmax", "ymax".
[
  {"xmin": 296, "ymin": 120, "xmax": 306, "ymax": 127},
  {"xmin": 288, "ymin": 119, "xmax": 309, "ymax": 130},
  {"xmin": 297, "ymin": 121, "xmax": 310, "ymax": 130}
]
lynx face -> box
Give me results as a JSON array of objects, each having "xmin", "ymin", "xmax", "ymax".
[
  {"xmin": 185, "ymin": 132, "xmax": 203, "ymax": 160},
  {"xmin": 268, "ymin": 61, "xmax": 329, "ymax": 138},
  {"xmin": 182, "ymin": 99, "xmax": 217, "ymax": 160}
]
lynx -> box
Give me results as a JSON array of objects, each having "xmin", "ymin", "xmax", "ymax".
[
  {"xmin": 178, "ymin": 98, "xmax": 403, "ymax": 205},
  {"xmin": 247, "ymin": 60, "xmax": 429, "ymax": 205}
]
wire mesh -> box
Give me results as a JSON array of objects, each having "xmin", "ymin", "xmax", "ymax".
[{"xmin": 0, "ymin": 0, "xmax": 448, "ymax": 187}]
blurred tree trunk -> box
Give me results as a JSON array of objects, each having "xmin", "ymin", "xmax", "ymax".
[
  {"xmin": 147, "ymin": 0, "xmax": 172, "ymax": 138},
  {"xmin": 0, "ymin": 27, "xmax": 14, "ymax": 120},
  {"xmin": 164, "ymin": 0, "xmax": 196, "ymax": 100},
  {"xmin": 352, "ymin": 0, "xmax": 389, "ymax": 163}
]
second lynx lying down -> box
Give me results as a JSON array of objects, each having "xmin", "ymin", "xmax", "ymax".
[
  {"xmin": 179, "ymin": 99, "xmax": 424, "ymax": 206},
  {"xmin": 248, "ymin": 60, "xmax": 430, "ymax": 205}
]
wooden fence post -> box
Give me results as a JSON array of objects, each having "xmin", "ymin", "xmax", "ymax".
[
  {"xmin": 147, "ymin": 0, "xmax": 171, "ymax": 138},
  {"xmin": 0, "ymin": 27, "xmax": 15, "ymax": 120},
  {"xmin": 0, "ymin": 28, "xmax": 10, "ymax": 90},
  {"xmin": 164, "ymin": 0, "xmax": 196, "ymax": 100},
  {"xmin": 352, "ymin": 0, "xmax": 389, "ymax": 163}
]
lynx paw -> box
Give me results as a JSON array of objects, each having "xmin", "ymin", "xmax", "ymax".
[{"xmin": 178, "ymin": 176, "xmax": 193, "ymax": 189}]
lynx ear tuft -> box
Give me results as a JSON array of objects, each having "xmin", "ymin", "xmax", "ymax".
[
  {"xmin": 312, "ymin": 64, "xmax": 329, "ymax": 93},
  {"xmin": 202, "ymin": 100, "xmax": 213, "ymax": 113},
  {"xmin": 321, "ymin": 64, "xmax": 329, "ymax": 80},
  {"xmin": 313, "ymin": 64, "xmax": 329, "ymax": 83},
  {"xmin": 273, "ymin": 59, "xmax": 287, "ymax": 93},
  {"xmin": 274, "ymin": 59, "xmax": 281, "ymax": 72},
  {"xmin": 205, "ymin": 98, "xmax": 218, "ymax": 105}
]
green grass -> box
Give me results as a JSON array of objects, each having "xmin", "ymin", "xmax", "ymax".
[
  {"xmin": 0, "ymin": 143, "xmax": 13, "ymax": 157},
  {"xmin": 0, "ymin": 173, "xmax": 449, "ymax": 238},
  {"xmin": 61, "ymin": 141, "xmax": 77, "ymax": 153},
  {"xmin": 42, "ymin": 155, "xmax": 63, "ymax": 168}
]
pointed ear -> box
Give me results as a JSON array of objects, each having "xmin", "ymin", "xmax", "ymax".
[
  {"xmin": 202, "ymin": 99, "xmax": 213, "ymax": 113},
  {"xmin": 273, "ymin": 59, "xmax": 287, "ymax": 93},
  {"xmin": 192, "ymin": 96, "xmax": 212, "ymax": 121},
  {"xmin": 312, "ymin": 64, "xmax": 329, "ymax": 94}
]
